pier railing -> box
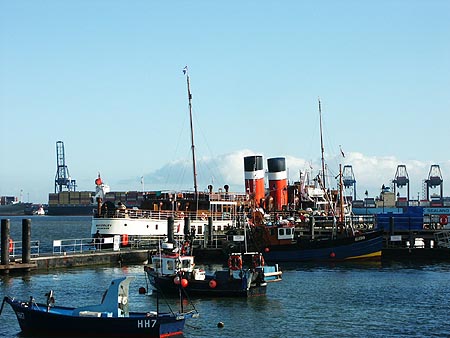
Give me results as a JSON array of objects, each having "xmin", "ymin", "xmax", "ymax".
[
  {"xmin": 50, "ymin": 233, "xmax": 224, "ymax": 256},
  {"xmin": 8, "ymin": 240, "xmax": 40, "ymax": 258}
]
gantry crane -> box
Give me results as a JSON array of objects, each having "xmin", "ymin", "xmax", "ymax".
[
  {"xmin": 392, "ymin": 164, "xmax": 410, "ymax": 201},
  {"xmin": 54, "ymin": 141, "xmax": 77, "ymax": 193},
  {"xmin": 425, "ymin": 164, "xmax": 443, "ymax": 201}
]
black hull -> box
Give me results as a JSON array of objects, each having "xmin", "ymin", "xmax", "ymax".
[
  {"xmin": 47, "ymin": 205, "xmax": 95, "ymax": 216},
  {"xmin": 147, "ymin": 272, "xmax": 267, "ymax": 297},
  {"xmin": 262, "ymin": 230, "xmax": 383, "ymax": 262},
  {"xmin": 4, "ymin": 297, "xmax": 185, "ymax": 338}
]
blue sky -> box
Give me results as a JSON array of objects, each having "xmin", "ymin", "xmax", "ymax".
[{"xmin": 1, "ymin": 0, "xmax": 449, "ymax": 204}]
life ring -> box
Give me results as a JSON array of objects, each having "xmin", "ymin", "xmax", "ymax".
[
  {"xmin": 8, "ymin": 238, "xmax": 13, "ymax": 253},
  {"xmin": 121, "ymin": 234, "xmax": 129, "ymax": 246},
  {"xmin": 252, "ymin": 254, "xmax": 265, "ymax": 268},
  {"xmin": 440, "ymin": 214, "xmax": 448, "ymax": 226},
  {"xmin": 228, "ymin": 254, "xmax": 243, "ymax": 271}
]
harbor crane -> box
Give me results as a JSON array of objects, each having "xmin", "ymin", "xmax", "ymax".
[
  {"xmin": 425, "ymin": 164, "xmax": 443, "ymax": 201},
  {"xmin": 54, "ymin": 141, "xmax": 77, "ymax": 193},
  {"xmin": 392, "ymin": 164, "xmax": 410, "ymax": 201},
  {"xmin": 342, "ymin": 165, "xmax": 357, "ymax": 201}
]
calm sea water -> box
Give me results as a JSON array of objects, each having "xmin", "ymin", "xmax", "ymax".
[{"xmin": 1, "ymin": 216, "xmax": 450, "ymax": 337}]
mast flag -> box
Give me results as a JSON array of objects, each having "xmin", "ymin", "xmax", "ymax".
[{"xmin": 340, "ymin": 145, "xmax": 345, "ymax": 158}]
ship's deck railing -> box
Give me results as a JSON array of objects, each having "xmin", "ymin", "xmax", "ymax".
[
  {"xmin": 94, "ymin": 209, "xmax": 240, "ymax": 222},
  {"xmin": 260, "ymin": 212, "xmax": 376, "ymax": 231}
]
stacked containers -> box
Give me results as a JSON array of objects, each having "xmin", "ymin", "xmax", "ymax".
[
  {"xmin": 244, "ymin": 155, "xmax": 265, "ymax": 207},
  {"xmin": 267, "ymin": 157, "xmax": 288, "ymax": 211}
]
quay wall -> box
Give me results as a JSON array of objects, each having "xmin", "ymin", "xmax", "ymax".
[
  {"xmin": 1, "ymin": 249, "xmax": 153, "ymax": 274},
  {"xmin": 32, "ymin": 249, "xmax": 152, "ymax": 270}
]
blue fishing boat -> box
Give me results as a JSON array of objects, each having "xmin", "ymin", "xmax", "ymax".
[{"xmin": 1, "ymin": 276, "xmax": 198, "ymax": 337}]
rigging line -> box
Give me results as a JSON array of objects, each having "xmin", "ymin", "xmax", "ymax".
[
  {"xmin": 190, "ymin": 106, "xmax": 228, "ymax": 187},
  {"xmin": 163, "ymin": 98, "xmax": 189, "ymax": 189},
  {"xmin": 170, "ymin": 151, "xmax": 190, "ymax": 191}
]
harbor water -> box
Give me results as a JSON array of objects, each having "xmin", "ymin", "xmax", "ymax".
[{"xmin": 1, "ymin": 216, "xmax": 450, "ymax": 337}]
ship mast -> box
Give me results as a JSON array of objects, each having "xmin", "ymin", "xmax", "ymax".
[
  {"xmin": 339, "ymin": 164, "xmax": 345, "ymax": 223},
  {"xmin": 318, "ymin": 98, "xmax": 326, "ymax": 191},
  {"xmin": 184, "ymin": 66, "xmax": 198, "ymax": 199}
]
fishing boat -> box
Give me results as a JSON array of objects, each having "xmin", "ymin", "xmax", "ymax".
[
  {"xmin": 0, "ymin": 276, "xmax": 198, "ymax": 338},
  {"xmin": 250, "ymin": 217, "xmax": 383, "ymax": 262},
  {"xmin": 242, "ymin": 100, "xmax": 383, "ymax": 262},
  {"xmin": 144, "ymin": 241, "xmax": 282, "ymax": 297},
  {"xmin": 91, "ymin": 67, "xmax": 246, "ymax": 244}
]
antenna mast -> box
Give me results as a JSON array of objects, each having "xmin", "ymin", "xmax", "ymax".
[
  {"xmin": 184, "ymin": 66, "xmax": 198, "ymax": 198},
  {"xmin": 318, "ymin": 98, "xmax": 326, "ymax": 191}
]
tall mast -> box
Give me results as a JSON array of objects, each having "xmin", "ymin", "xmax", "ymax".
[
  {"xmin": 339, "ymin": 164, "xmax": 345, "ymax": 223},
  {"xmin": 318, "ymin": 98, "xmax": 326, "ymax": 191},
  {"xmin": 184, "ymin": 66, "xmax": 198, "ymax": 198}
]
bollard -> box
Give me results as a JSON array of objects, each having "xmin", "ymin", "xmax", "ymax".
[
  {"xmin": 1, "ymin": 219, "xmax": 11, "ymax": 265},
  {"xmin": 22, "ymin": 218, "xmax": 31, "ymax": 264},
  {"xmin": 167, "ymin": 217, "xmax": 174, "ymax": 244}
]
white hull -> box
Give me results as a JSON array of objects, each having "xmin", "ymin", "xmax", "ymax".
[{"xmin": 91, "ymin": 210, "xmax": 237, "ymax": 237}]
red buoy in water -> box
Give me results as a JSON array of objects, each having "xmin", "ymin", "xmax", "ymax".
[
  {"xmin": 209, "ymin": 280, "xmax": 217, "ymax": 288},
  {"xmin": 264, "ymin": 247, "xmax": 270, "ymax": 253},
  {"xmin": 181, "ymin": 279, "xmax": 188, "ymax": 288},
  {"xmin": 138, "ymin": 287, "xmax": 146, "ymax": 294},
  {"xmin": 330, "ymin": 252, "xmax": 336, "ymax": 258}
]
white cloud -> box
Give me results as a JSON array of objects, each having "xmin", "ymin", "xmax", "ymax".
[{"xmin": 115, "ymin": 150, "xmax": 450, "ymax": 200}]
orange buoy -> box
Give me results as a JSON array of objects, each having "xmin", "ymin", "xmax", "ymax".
[
  {"xmin": 121, "ymin": 234, "xmax": 129, "ymax": 246},
  {"xmin": 209, "ymin": 280, "xmax": 217, "ymax": 288},
  {"xmin": 181, "ymin": 279, "xmax": 188, "ymax": 288}
]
